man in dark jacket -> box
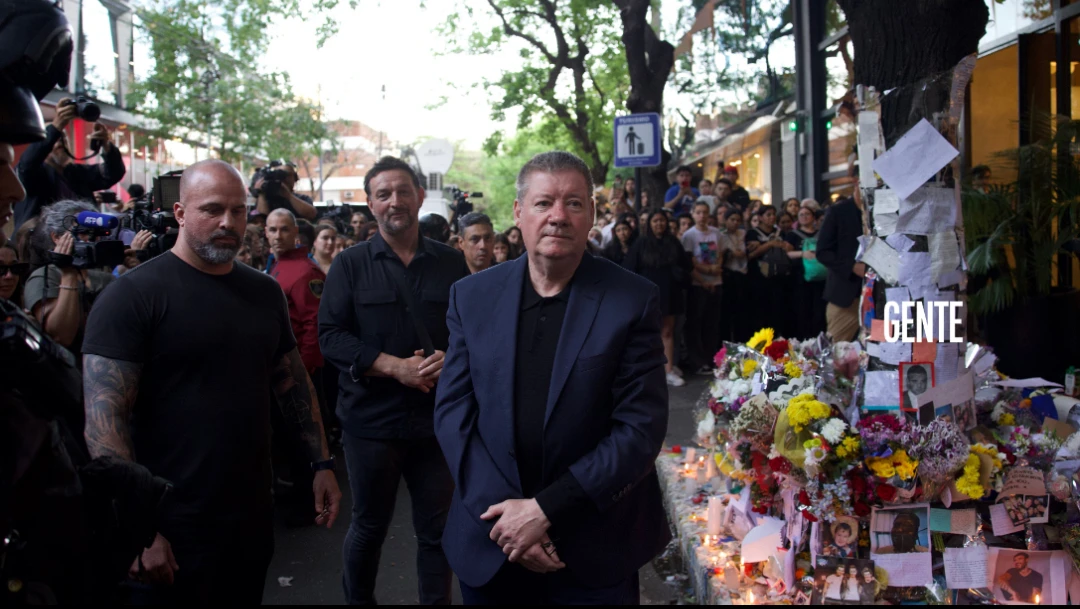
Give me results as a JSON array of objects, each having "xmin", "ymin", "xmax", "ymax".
[
  {"xmin": 14, "ymin": 96, "xmax": 126, "ymax": 229},
  {"xmin": 815, "ymin": 188, "xmax": 865, "ymax": 342}
]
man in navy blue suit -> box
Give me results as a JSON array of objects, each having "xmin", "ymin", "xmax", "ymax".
[{"xmin": 434, "ymin": 151, "xmax": 671, "ymax": 604}]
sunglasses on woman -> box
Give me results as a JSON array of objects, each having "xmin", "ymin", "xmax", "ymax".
[{"xmin": 0, "ymin": 263, "xmax": 30, "ymax": 278}]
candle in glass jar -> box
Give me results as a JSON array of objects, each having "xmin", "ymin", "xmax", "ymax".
[{"xmin": 707, "ymin": 496, "xmax": 723, "ymax": 535}]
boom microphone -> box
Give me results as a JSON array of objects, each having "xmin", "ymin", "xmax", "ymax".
[{"xmin": 76, "ymin": 210, "xmax": 119, "ymax": 229}]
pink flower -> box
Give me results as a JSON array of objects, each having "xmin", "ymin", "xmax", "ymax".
[{"xmin": 713, "ymin": 347, "xmax": 727, "ymax": 369}]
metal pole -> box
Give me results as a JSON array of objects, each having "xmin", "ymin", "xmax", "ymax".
[{"xmin": 634, "ymin": 166, "xmax": 643, "ymax": 213}]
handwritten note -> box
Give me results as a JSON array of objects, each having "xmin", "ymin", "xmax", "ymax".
[
  {"xmin": 896, "ymin": 187, "xmax": 957, "ymax": 235},
  {"xmin": 872, "ymin": 119, "xmax": 959, "ymax": 201},
  {"xmin": 944, "ymin": 546, "xmax": 988, "ymax": 589},
  {"xmin": 874, "ymin": 341, "xmax": 911, "ymax": 366},
  {"xmin": 936, "ymin": 343, "xmax": 960, "ymax": 384},
  {"xmin": 989, "ymin": 503, "xmax": 1023, "ymax": 536},
  {"xmin": 857, "ymin": 236, "xmax": 901, "ymax": 284},
  {"xmin": 899, "ymin": 251, "xmax": 934, "ymax": 287},
  {"xmin": 1000, "ymin": 467, "xmax": 1048, "ymax": 497}
]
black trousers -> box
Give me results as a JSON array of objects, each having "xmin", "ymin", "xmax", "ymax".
[
  {"xmin": 120, "ymin": 524, "xmax": 273, "ymax": 605},
  {"xmin": 341, "ymin": 434, "xmax": 454, "ymax": 605},
  {"xmin": 720, "ymin": 270, "xmax": 749, "ymax": 343},
  {"xmin": 685, "ymin": 285, "xmax": 721, "ymax": 369},
  {"xmin": 460, "ymin": 562, "xmax": 639, "ymax": 605}
]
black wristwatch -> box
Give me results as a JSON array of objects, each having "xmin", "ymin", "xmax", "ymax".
[{"xmin": 311, "ymin": 456, "xmax": 336, "ymax": 473}]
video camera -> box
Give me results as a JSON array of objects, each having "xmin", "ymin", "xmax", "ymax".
[
  {"xmin": 249, "ymin": 160, "xmax": 295, "ymax": 198},
  {"xmin": 117, "ymin": 172, "xmax": 181, "ymax": 260},
  {"xmin": 447, "ymin": 185, "xmax": 482, "ymax": 214}
]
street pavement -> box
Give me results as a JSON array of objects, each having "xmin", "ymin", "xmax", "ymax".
[{"xmin": 262, "ymin": 375, "xmax": 707, "ymax": 605}]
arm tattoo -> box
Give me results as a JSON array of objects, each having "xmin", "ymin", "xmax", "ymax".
[
  {"xmin": 271, "ymin": 348, "xmax": 329, "ymax": 463},
  {"xmin": 83, "ymin": 354, "xmax": 143, "ymax": 461}
]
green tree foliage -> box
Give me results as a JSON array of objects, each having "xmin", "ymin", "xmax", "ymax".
[
  {"xmin": 128, "ymin": 0, "xmax": 336, "ymax": 164},
  {"xmin": 440, "ymin": 0, "xmax": 630, "ymax": 186}
]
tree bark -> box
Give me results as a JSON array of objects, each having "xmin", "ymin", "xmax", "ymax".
[{"xmin": 615, "ymin": 0, "xmax": 675, "ymax": 210}]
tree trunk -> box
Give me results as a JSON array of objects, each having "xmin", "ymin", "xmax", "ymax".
[
  {"xmin": 615, "ymin": 0, "xmax": 675, "ymax": 210},
  {"xmin": 838, "ymin": 0, "xmax": 988, "ymax": 146}
]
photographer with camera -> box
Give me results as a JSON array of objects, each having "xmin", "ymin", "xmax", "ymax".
[
  {"xmin": 13, "ymin": 95, "xmax": 126, "ymax": 230},
  {"xmin": 252, "ymin": 160, "xmax": 317, "ymax": 222}
]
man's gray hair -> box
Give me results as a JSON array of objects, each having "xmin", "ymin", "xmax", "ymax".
[
  {"xmin": 515, "ymin": 151, "xmax": 594, "ymax": 201},
  {"xmin": 267, "ymin": 208, "xmax": 297, "ymax": 226},
  {"xmin": 32, "ymin": 199, "xmax": 95, "ymax": 258}
]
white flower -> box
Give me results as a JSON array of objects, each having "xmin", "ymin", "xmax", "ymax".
[
  {"xmin": 991, "ymin": 401, "xmax": 1007, "ymax": 423},
  {"xmin": 697, "ymin": 412, "xmax": 716, "ymax": 441},
  {"xmin": 804, "ymin": 445, "xmax": 827, "ymax": 467},
  {"xmin": 728, "ymin": 370, "xmax": 738, "ymax": 381},
  {"xmin": 767, "ymin": 445, "xmax": 782, "ymax": 460},
  {"xmin": 821, "ymin": 418, "xmax": 848, "ymax": 444},
  {"xmin": 732, "ymin": 380, "xmax": 752, "ymax": 397},
  {"xmin": 1060, "ymin": 432, "xmax": 1080, "ymax": 459}
]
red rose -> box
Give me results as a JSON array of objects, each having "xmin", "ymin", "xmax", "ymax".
[
  {"xmin": 849, "ymin": 474, "xmax": 868, "ymax": 495},
  {"xmin": 672, "ymin": 445, "xmax": 682, "ymax": 454},
  {"xmin": 799, "ymin": 489, "xmax": 812, "ymax": 506},
  {"xmin": 765, "ymin": 340, "xmax": 790, "ymax": 360},
  {"xmin": 744, "ymin": 562, "xmax": 755, "ymax": 577},
  {"xmin": 802, "ymin": 509, "xmax": 819, "ymax": 523},
  {"xmin": 854, "ymin": 501, "xmax": 871, "ymax": 517},
  {"xmin": 769, "ymin": 457, "xmax": 791, "ymax": 474},
  {"xmin": 752, "ymin": 505, "xmax": 769, "ymax": 515},
  {"xmin": 876, "ymin": 484, "xmax": 897, "ymax": 502}
]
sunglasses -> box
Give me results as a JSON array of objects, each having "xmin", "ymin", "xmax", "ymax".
[{"xmin": 0, "ymin": 263, "xmax": 29, "ymax": 278}]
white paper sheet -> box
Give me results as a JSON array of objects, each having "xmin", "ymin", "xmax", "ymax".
[
  {"xmin": 872, "ymin": 552, "xmax": 933, "ymax": 588},
  {"xmin": 925, "ymin": 289, "xmax": 957, "ymax": 341},
  {"xmin": 929, "ymin": 232, "xmax": 961, "ymax": 283},
  {"xmin": 741, "ymin": 517, "xmax": 785, "ymax": 563},
  {"xmin": 895, "ymin": 186, "xmax": 957, "ymax": 235},
  {"xmin": 875, "ymin": 189, "xmax": 901, "ymax": 213},
  {"xmin": 899, "ymin": 251, "xmax": 934, "ymax": 287},
  {"xmin": 914, "ymin": 369, "xmax": 974, "ymax": 409},
  {"xmin": 857, "ymin": 236, "xmax": 900, "ymax": 284},
  {"xmin": 872, "ymin": 119, "xmax": 960, "ymax": 201},
  {"xmin": 859, "ymin": 111, "xmax": 883, "ymax": 152},
  {"xmin": 875, "ymin": 341, "xmax": 912, "ymax": 366},
  {"xmin": 993, "ymin": 378, "xmax": 1064, "ymax": 389},
  {"xmin": 1000, "ymin": 467, "xmax": 1048, "ymax": 497},
  {"xmin": 937, "ymin": 268, "xmax": 964, "ymax": 288},
  {"xmin": 886, "ymin": 232, "xmax": 915, "ymax": 252},
  {"xmin": 944, "ymin": 546, "xmax": 988, "ymax": 589},
  {"xmin": 874, "ymin": 211, "xmax": 898, "ymax": 236},
  {"xmin": 886, "ymin": 287, "xmax": 910, "ymax": 311},
  {"xmin": 989, "ymin": 503, "xmax": 1024, "ymax": 536},
  {"xmin": 866, "ymin": 341, "xmax": 881, "ymax": 359},
  {"xmin": 865, "ymin": 370, "xmax": 900, "ymax": 407},
  {"xmin": 935, "ymin": 343, "xmax": 960, "ymax": 384}
]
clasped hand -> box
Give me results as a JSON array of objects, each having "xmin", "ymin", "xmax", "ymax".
[
  {"xmin": 396, "ymin": 349, "xmax": 444, "ymax": 393},
  {"xmin": 482, "ymin": 498, "xmax": 565, "ymax": 574}
]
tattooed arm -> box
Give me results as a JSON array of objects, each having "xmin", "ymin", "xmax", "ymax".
[
  {"xmin": 83, "ymin": 354, "xmax": 143, "ymax": 461},
  {"xmin": 272, "ymin": 347, "xmax": 330, "ymax": 463}
]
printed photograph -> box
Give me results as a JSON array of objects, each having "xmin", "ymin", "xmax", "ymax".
[
  {"xmin": 954, "ymin": 400, "xmax": 976, "ymax": 431},
  {"xmin": 993, "ymin": 549, "xmax": 1050, "ymax": 605},
  {"xmin": 1003, "ymin": 495, "xmax": 1050, "ymax": 526},
  {"xmin": 899, "ymin": 362, "xmax": 936, "ymax": 414},
  {"xmin": 819, "ymin": 516, "xmax": 862, "ymax": 560},
  {"xmin": 870, "ymin": 506, "xmax": 930, "ymax": 555},
  {"xmin": 810, "ymin": 557, "xmax": 877, "ymax": 605},
  {"xmin": 917, "ymin": 401, "xmax": 954, "ymax": 426}
]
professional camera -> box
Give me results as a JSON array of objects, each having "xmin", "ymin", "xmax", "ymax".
[
  {"xmin": 70, "ymin": 95, "xmax": 100, "ymax": 122},
  {"xmin": 43, "ymin": 210, "xmax": 126, "ymax": 270},
  {"xmin": 117, "ymin": 172, "xmax": 181, "ymax": 259},
  {"xmin": 446, "ymin": 185, "xmax": 482, "ymax": 233}
]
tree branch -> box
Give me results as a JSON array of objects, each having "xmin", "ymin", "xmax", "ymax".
[{"xmin": 487, "ymin": 0, "xmax": 556, "ymax": 64}]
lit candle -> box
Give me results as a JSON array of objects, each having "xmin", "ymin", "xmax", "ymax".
[
  {"xmin": 686, "ymin": 447, "xmax": 697, "ymax": 464},
  {"xmin": 707, "ymin": 496, "xmax": 723, "ymax": 535},
  {"xmin": 705, "ymin": 453, "xmax": 718, "ymax": 480},
  {"xmin": 748, "ymin": 591, "xmax": 756, "ymax": 605},
  {"xmin": 1035, "ymin": 593, "xmax": 1041, "ymax": 605}
]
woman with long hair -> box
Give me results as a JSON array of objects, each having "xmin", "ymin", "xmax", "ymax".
[
  {"xmin": 504, "ymin": 225, "xmax": 525, "ymax": 259},
  {"xmin": 623, "ymin": 210, "xmax": 692, "ymax": 387},
  {"xmin": 784, "ymin": 197, "xmax": 801, "ymax": 221},
  {"xmin": 602, "ymin": 218, "xmax": 637, "ymax": 265},
  {"xmin": 842, "ymin": 564, "xmax": 861, "ymax": 603},
  {"xmin": 313, "ymin": 225, "xmax": 337, "ymax": 275},
  {"xmin": 785, "ymin": 205, "xmax": 827, "ymax": 338}
]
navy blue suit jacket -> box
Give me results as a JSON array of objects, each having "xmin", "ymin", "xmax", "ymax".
[{"xmin": 434, "ymin": 252, "xmax": 671, "ymax": 588}]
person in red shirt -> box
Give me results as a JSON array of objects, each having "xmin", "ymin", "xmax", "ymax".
[
  {"xmin": 266, "ymin": 208, "xmax": 327, "ymax": 526},
  {"xmin": 267, "ymin": 209, "xmax": 325, "ymax": 373}
]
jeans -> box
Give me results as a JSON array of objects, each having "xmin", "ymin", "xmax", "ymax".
[
  {"xmin": 685, "ymin": 285, "xmax": 721, "ymax": 369},
  {"xmin": 459, "ymin": 562, "xmax": 639, "ymax": 605},
  {"xmin": 341, "ymin": 434, "xmax": 454, "ymax": 605}
]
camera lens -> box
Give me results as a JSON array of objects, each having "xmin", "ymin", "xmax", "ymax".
[{"xmin": 75, "ymin": 96, "xmax": 101, "ymax": 122}]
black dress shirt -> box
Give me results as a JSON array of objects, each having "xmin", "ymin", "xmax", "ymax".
[
  {"xmin": 816, "ymin": 198, "xmax": 864, "ymax": 308},
  {"xmin": 514, "ymin": 269, "xmax": 595, "ymax": 531},
  {"xmin": 318, "ymin": 231, "xmax": 469, "ymax": 439}
]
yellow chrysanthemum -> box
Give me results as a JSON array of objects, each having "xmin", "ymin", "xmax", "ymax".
[
  {"xmin": 786, "ymin": 393, "xmax": 831, "ymax": 432},
  {"xmin": 866, "ymin": 450, "xmax": 917, "ymax": 481},
  {"xmin": 747, "ymin": 327, "xmax": 775, "ymax": 352},
  {"xmin": 955, "ymin": 453, "xmax": 985, "ymax": 499},
  {"xmin": 835, "ymin": 435, "xmax": 861, "ymax": 459},
  {"xmin": 969, "ymin": 443, "xmax": 1003, "ymax": 473},
  {"xmin": 784, "ymin": 361, "xmax": 803, "ymax": 378},
  {"xmin": 998, "ymin": 412, "xmax": 1016, "ymax": 426},
  {"xmin": 867, "ymin": 459, "xmax": 896, "ymax": 478},
  {"xmin": 741, "ymin": 359, "xmax": 758, "ymax": 378}
]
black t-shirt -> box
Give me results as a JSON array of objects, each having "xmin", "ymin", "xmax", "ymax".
[
  {"xmin": 746, "ymin": 226, "xmax": 778, "ymax": 279},
  {"xmin": 82, "ymin": 252, "xmax": 296, "ymax": 537}
]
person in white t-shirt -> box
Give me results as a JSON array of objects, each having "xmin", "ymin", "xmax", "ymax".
[{"xmin": 681, "ymin": 201, "xmax": 724, "ymax": 375}]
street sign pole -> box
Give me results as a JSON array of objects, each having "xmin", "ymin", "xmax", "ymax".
[{"xmin": 634, "ymin": 166, "xmax": 643, "ymax": 214}]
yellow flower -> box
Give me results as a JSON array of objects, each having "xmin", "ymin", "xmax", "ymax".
[
  {"xmin": 748, "ymin": 327, "xmax": 775, "ymax": 352},
  {"xmin": 835, "ymin": 435, "xmax": 861, "ymax": 459},
  {"xmin": 786, "ymin": 393, "xmax": 831, "ymax": 432},
  {"xmin": 866, "ymin": 450, "xmax": 917, "ymax": 481},
  {"xmin": 784, "ymin": 361, "xmax": 803, "ymax": 378},
  {"xmin": 998, "ymin": 412, "xmax": 1016, "ymax": 426},
  {"xmin": 969, "ymin": 443, "xmax": 1004, "ymax": 473},
  {"xmin": 956, "ymin": 453, "xmax": 986, "ymax": 499},
  {"xmin": 741, "ymin": 359, "xmax": 758, "ymax": 378},
  {"xmin": 867, "ymin": 458, "xmax": 896, "ymax": 478}
]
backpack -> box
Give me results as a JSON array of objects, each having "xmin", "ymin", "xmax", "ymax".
[
  {"xmin": 755, "ymin": 229, "xmax": 791, "ymax": 278},
  {"xmin": 801, "ymin": 234, "xmax": 828, "ymax": 282}
]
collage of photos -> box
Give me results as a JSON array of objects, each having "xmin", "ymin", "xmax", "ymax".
[
  {"xmin": 1001, "ymin": 495, "xmax": 1050, "ymax": 527},
  {"xmin": 810, "ymin": 557, "xmax": 879, "ymax": 605}
]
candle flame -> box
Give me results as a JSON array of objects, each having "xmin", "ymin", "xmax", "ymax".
[
  {"xmin": 1035, "ymin": 593, "xmax": 1041, "ymax": 605},
  {"xmin": 748, "ymin": 591, "xmax": 756, "ymax": 604}
]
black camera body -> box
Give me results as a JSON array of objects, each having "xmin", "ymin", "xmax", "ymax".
[
  {"xmin": 72, "ymin": 95, "xmax": 100, "ymax": 122},
  {"xmin": 70, "ymin": 232, "xmax": 125, "ymax": 269},
  {"xmin": 116, "ymin": 172, "xmax": 182, "ymax": 260},
  {"xmin": 249, "ymin": 166, "xmax": 291, "ymax": 197}
]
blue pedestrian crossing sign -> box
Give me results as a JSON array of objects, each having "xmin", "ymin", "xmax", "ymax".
[{"xmin": 614, "ymin": 113, "xmax": 662, "ymax": 168}]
